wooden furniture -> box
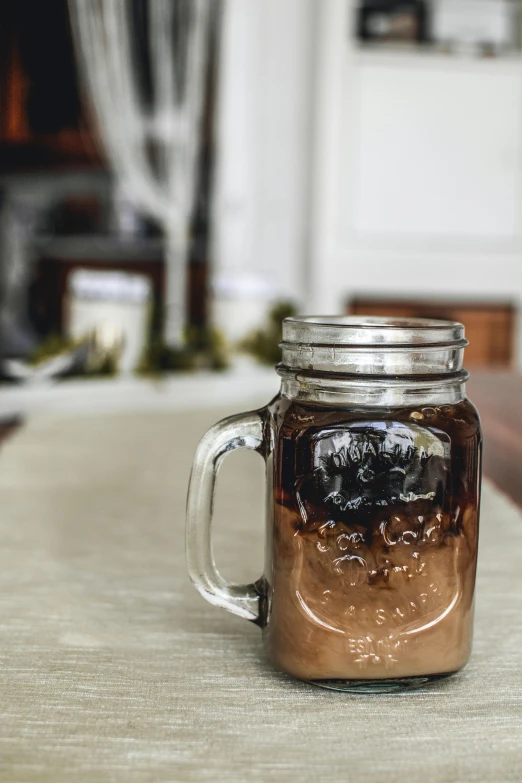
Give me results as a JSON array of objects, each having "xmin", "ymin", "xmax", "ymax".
[
  {"xmin": 30, "ymin": 246, "xmax": 165, "ymax": 338},
  {"xmin": 307, "ymin": 8, "xmax": 522, "ymax": 334},
  {"xmin": 29, "ymin": 237, "xmax": 209, "ymax": 338},
  {"xmin": 467, "ymin": 371, "xmax": 522, "ymax": 508},
  {"xmin": 0, "ymin": 416, "xmax": 22, "ymax": 447},
  {"xmin": 348, "ymin": 298, "xmax": 516, "ymax": 369}
]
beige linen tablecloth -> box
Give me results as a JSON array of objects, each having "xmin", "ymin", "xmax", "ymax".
[{"xmin": 0, "ymin": 409, "xmax": 521, "ymax": 783}]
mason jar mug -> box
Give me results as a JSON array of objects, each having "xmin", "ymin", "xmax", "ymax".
[{"xmin": 186, "ymin": 316, "xmax": 482, "ymax": 693}]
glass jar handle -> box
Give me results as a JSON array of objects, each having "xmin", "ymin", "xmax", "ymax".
[{"xmin": 186, "ymin": 411, "xmax": 265, "ymax": 622}]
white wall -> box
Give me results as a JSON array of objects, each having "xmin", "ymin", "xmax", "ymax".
[
  {"xmin": 211, "ymin": 0, "xmax": 316, "ymax": 340},
  {"xmin": 212, "ymin": 0, "xmax": 256, "ymax": 279}
]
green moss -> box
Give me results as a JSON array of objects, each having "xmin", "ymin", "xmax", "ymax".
[
  {"xmin": 240, "ymin": 301, "xmax": 298, "ymax": 365},
  {"xmin": 28, "ymin": 334, "xmax": 80, "ymax": 367},
  {"xmin": 28, "ymin": 332, "xmax": 118, "ymax": 377},
  {"xmin": 137, "ymin": 325, "xmax": 230, "ymax": 376},
  {"xmin": 88, "ymin": 349, "xmax": 119, "ymax": 377}
]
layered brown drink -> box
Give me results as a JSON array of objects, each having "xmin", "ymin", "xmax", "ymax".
[{"xmin": 262, "ymin": 398, "xmax": 481, "ymax": 688}]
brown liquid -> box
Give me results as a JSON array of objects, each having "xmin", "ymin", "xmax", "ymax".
[{"xmin": 262, "ymin": 398, "xmax": 481, "ymax": 682}]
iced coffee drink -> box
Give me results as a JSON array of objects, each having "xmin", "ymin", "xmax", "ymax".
[
  {"xmin": 262, "ymin": 398, "xmax": 481, "ymax": 688},
  {"xmin": 187, "ymin": 315, "xmax": 482, "ymax": 693}
]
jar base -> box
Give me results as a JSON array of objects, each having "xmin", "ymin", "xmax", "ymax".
[{"xmin": 308, "ymin": 672, "xmax": 456, "ymax": 694}]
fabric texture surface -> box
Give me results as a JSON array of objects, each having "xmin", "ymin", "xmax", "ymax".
[{"xmin": 0, "ymin": 408, "xmax": 521, "ymax": 783}]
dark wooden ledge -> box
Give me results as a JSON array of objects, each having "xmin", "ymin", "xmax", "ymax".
[{"xmin": 467, "ymin": 372, "xmax": 522, "ymax": 507}]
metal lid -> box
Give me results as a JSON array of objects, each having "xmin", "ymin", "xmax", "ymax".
[{"xmin": 280, "ymin": 316, "xmax": 468, "ymax": 376}]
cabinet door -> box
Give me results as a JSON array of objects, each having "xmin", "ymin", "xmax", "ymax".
[{"xmin": 349, "ymin": 61, "xmax": 522, "ymax": 241}]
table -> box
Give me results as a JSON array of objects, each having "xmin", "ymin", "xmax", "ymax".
[
  {"xmin": 0, "ymin": 406, "xmax": 521, "ymax": 782},
  {"xmin": 468, "ymin": 371, "xmax": 522, "ymax": 507}
]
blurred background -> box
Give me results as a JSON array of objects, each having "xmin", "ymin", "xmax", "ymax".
[
  {"xmin": 2, "ymin": 4, "xmax": 522, "ymax": 773},
  {"xmin": 0, "ymin": 0, "xmax": 521, "ymax": 387}
]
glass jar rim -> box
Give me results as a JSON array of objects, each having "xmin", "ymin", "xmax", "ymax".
[
  {"xmin": 282, "ymin": 315, "xmax": 466, "ymax": 347},
  {"xmin": 280, "ymin": 315, "xmax": 468, "ymax": 377}
]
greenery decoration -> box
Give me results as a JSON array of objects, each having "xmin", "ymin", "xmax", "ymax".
[
  {"xmin": 240, "ymin": 301, "xmax": 298, "ymax": 366},
  {"xmin": 138, "ymin": 325, "xmax": 229, "ymax": 376}
]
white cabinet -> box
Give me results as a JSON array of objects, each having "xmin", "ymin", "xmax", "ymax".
[
  {"xmin": 309, "ymin": 1, "xmax": 522, "ymax": 364},
  {"xmin": 350, "ymin": 58, "xmax": 522, "ymax": 241},
  {"xmin": 213, "ymin": 0, "xmax": 522, "ymax": 362}
]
